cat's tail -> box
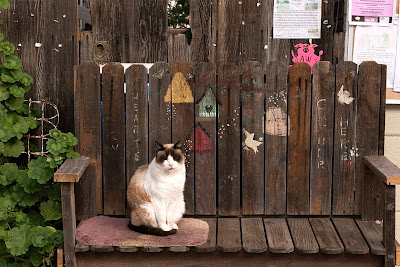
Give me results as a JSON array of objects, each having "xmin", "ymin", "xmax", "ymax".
[{"xmin": 128, "ymin": 222, "xmax": 177, "ymax": 236}]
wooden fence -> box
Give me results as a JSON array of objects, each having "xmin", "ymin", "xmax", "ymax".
[{"xmin": 74, "ymin": 60, "xmax": 386, "ymax": 219}]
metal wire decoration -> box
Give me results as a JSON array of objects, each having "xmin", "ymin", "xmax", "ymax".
[{"xmin": 22, "ymin": 98, "xmax": 60, "ymax": 162}]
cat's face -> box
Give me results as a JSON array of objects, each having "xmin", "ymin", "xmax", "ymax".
[{"xmin": 155, "ymin": 141, "xmax": 185, "ymax": 172}]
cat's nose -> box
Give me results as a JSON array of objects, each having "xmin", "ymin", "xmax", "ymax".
[{"xmin": 169, "ymin": 163, "xmax": 173, "ymax": 168}]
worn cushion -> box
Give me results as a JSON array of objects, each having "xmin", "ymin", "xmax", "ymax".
[{"xmin": 76, "ymin": 216, "xmax": 209, "ymax": 247}]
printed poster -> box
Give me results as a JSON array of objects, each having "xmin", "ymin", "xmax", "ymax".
[
  {"xmin": 394, "ymin": 21, "xmax": 400, "ymax": 92},
  {"xmin": 273, "ymin": 0, "xmax": 322, "ymax": 39},
  {"xmin": 349, "ymin": 0, "xmax": 396, "ymax": 26}
]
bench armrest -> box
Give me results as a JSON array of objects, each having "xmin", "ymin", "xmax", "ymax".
[
  {"xmin": 363, "ymin": 156, "xmax": 400, "ymax": 185},
  {"xmin": 54, "ymin": 156, "xmax": 90, "ymax": 183}
]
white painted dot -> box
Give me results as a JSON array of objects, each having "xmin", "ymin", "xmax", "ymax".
[{"xmin": 35, "ymin": 43, "xmax": 42, "ymax": 48}]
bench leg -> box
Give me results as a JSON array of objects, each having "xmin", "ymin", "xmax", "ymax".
[
  {"xmin": 384, "ymin": 185, "xmax": 395, "ymax": 267},
  {"xmin": 61, "ymin": 183, "xmax": 77, "ymax": 267}
]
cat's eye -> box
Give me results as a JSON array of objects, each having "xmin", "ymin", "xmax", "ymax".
[{"xmin": 173, "ymin": 155, "xmax": 180, "ymax": 161}]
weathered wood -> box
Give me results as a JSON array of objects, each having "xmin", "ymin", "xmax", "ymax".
[
  {"xmin": 379, "ymin": 65, "xmax": 387, "ymax": 155},
  {"xmin": 149, "ymin": 62, "xmax": 173, "ymax": 160},
  {"xmin": 217, "ymin": 63, "xmax": 241, "ymax": 216},
  {"xmin": 115, "ymin": 246, "xmax": 138, "ymax": 253},
  {"xmin": 171, "ymin": 62, "xmax": 195, "ymax": 215},
  {"xmin": 167, "ymin": 246, "xmax": 190, "ymax": 252},
  {"xmin": 241, "ymin": 218, "xmax": 268, "ymax": 253},
  {"xmin": 75, "ymin": 243, "xmax": 89, "ymax": 253},
  {"xmin": 90, "ymin": 245, "xmax": 114, "ymax": 253},
  {"xmin": 167, "ymin": 30, "xmax": 191, "ymax": 63},
  {"xmin": 74, "ymin": 62, "xmax": 101, "ymax": 218},
  {"xmin": 355, "ymin": 219, "xmax": 385, "ymax": 255},
  {"xmin": 57, "ymin": 245, "xmax": 63, "ymax": 267},
  {"xmin": 333, "ymin": 33, "xmax": 346, "ymax": 66},
  {"xmin": 397, "ymin": 241, "xmax": 400, "ymax": 266},
  {"xmin": 194, "ymin": 63, "xmax": 217, "ymax": 215},
  {"xmin": 141, "ymin": 247, "xmax": 164, "ymax": 253},
  {"xmin": 241, "ymin": 61, "xmax": 265, "ymax": 215},
  {"xmin": 61, "ymin": 183, "xmax": 76, "ymax": 267},
  {"xmin": 190, "ymin": 0, "xmax": 212, "ymax": 64},
  {"xmin": 54, "ymin": 157, "xmax": 90, "ymax": 183},
  {"xmin": 310, "ymin": 62, "xmax": 335, "ymax": 215},
  {"xmin": 332, "ymin": 61, "xmax": 357, "ymax": 215},
  {"xmin": 363, "ymin": 156, "xmax": 400, "ymax": 185},
  {"xmin": 362, "ymin": 166, "xmax": 384, "ymax": 221},
  {"xmin": 194, "ymin": 218, "xmax": 217, "ymax": 252},
  {"xmin": 102, "ymin": 62, "xmax": 125, "ymax": 215},
  {"xmin": 332, "ymin": 218, "xmax": 369, "ymax": 254},
  {"xmin": 287, "ymin": 63, "xmax": 312, "ymax": 215},
  {"xmin": 309, "ymin": 218, "xmax": 344, "ymax": 254},
  {"xmin": 79, "ymin": 31, "xmax": 94, "ymax": 64},
  {"xmin": 217, "ymin": 218, "xmax": 241, "ymax": 252},
  {"xmin": 384, "ymin": 185, "xmax": 396, "ymax": 267},
  {"xmin": 263, "ymin": 218, "xmax": 294, "ymax": 253},
  {"xmin": 287, "ymin": 218, "xmax": 319, "ymax": 254},
  {"xmin": 355, "ymin": 62, "xmax": 382, "ymax": 215},
  {"xmin": 264, "ymin": 61, "xmax": 288, "ymax": 215}
]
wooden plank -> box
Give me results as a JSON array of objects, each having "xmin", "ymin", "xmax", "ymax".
[
  {"xmin": 75, "ymin": 243, "xmax": 89, "ymax": 253},
  {"xmin": 241, "ymin": 61, "xmax": 265, "ymax": 215},
  {"xmin": 364, "ymin": 156, "xmax": 400, "ymax": 185},
  {"xmin": 397, "ymin": 241, "xmax": 400, "ymax": 266},
  {"xmin": 309, "ymin": 218, "xmax": 344, "ymax": 254},
  {"xmin": 194, "ymin": 218, "xmax": 217, "ymax": 252},
  {"xmin": 79, "ymin": 31, "xmax": 94, "ymax": 64},
  {"xmin": 217, "ymin": 218, "xmax": 241, "ymax": 252},
  {"xmin": 167, "ymin": 246, "xmax": 190, "ymax": 252},
  {"xmin": 61, "ymin": 183, "xmax": 76, "ymax": 266},
  {"xmin": 217, "ymin": 63, "xmax": 241, "ymax": 216},
  {"xmin": 57, "ymin": 245, "xmax": 63, "ymax": 267},
  {"xmin": 241, "ymin": 218, "xmax": 267, "ymax": 253},
  {"xmin": 54, "ymin": 157, "xmax": 90, "ymax": 182},
  {"xmin": 171, "ymin": 62, "xmax": 195, "ymax": 215},
  {"xmin": 379, "ymin": 65, "xmax": 387, "ymax": 155},
  {"xmin": 194, "ymin": 63, "xmax": 217, "ymax": 215},
  {"xmin": 190, "ymin": 0, "xmax": 212, "ymax": 64},
  {"xmin": 333, "ymin": 33, "xmax": 345, "ymax": 66},
  {"xmin": 355, "ymin": 61, "xmax": 382, "ymax": 215},
  {"xmin": 362, "ymin": 166, "xmax": 384, "ymax": 221},
  {"xmin": 149, "ymin": 62, "xmax": 173, "ymax": 161},
  {"xmin": 310, "ymin": 62, "xmax": 335, "ymax": 215},
  {"xmin": 125, "ymin": 64, "xmax": 148, "ymax": 215},
  {"xmin": 332, "ymin": 61, "xmax": 357, "ymax": 215},
  {"xmin": 115, "ymin": 246, "xmax": 138, "ymax": 253},
  {"xmin": 332, "ymin": 218, "xmax": 369, "ymax": 254},
  {"xmin": 263, "ymin": 218, "xmax": 294, "ymax": 253},
  {"xmin": 74, "ymin": 62, "xmax": 102, "ymax": 218},
  {"xmin": 384, "ymin": 185, "xmax": 396, "ymax": 267},
  {"xmin": 102, "ymin": 62, "xmax": 125, "ymax": 215},
  {"xmin": 167, "ymin": 30, "xmax": 191, "ymax": 63},
  {"xmin": 264, "ymin": 61, "xmax": 288, "ymax": 215},
  {"xmin": 287, "ymin": 63, "xmax": 312, "ymax": 215},
  {"xmin": 90, "ymin": 245, "xmax": 114, "ymax": 253},
  {"xmin": 141, "ymin": 247, "xmax": 164, "ymax": 253},
  {"xmin": 355, "ymin": 219, "xmax": 385, "ymax": 255},
  {"xmin": 78, "ymin": 5, "xmax": 91, "ymax": 24},
  {"xmin": 287, "ymin": 218, "xmax": 319, "ymax": 254}
]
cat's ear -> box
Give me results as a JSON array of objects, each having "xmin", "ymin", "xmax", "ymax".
[
  {"xmin": 155, "ymin": 141, "xmax": 164, "ymax": 152},
  {"xmin": 173, "ymin": 141, "xmax": 182, "ymax": 150}
]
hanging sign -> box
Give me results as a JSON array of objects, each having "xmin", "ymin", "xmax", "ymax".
[{"xmin": 349, "ymin": 0, "xmax": 395, "ymax": 26}]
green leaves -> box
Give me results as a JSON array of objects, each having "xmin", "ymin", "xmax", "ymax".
[
  {"xmin": 0, "ymin": 138, "xmax": 25, "ymax": 157},
  {"xmin": 1, "ymin": 41, "xmax": 15, "ymax": 55},
  {"xmin": 0, "ymin": 163, "xmax": 18, "ymax": 185},
  {"xmin": 17, "ymin": 170, "xmax": 40, "ymax": 193},
  {"xmin": 39, "ymin": 200, "xmax": 61, "ymax": 222},
  {"xmin": 5, "ymin": 224, "xmax": 31, "ymax": 256},
  {"xmin": 4, "ymin": 55, "xmax": 22, "ymax": 69},
  {"xmin": 28, "ymin": 157, "xmax": 53, "ymax": 184},
  {"xmin": 0, "ymin": 0, "xmax": 10, "ymax": 9}
]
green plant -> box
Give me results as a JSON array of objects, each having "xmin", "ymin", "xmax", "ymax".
[
  {"xmin": 168, "ymin": 0, "xmax": 190, "ymax": 28},
  {"xmin": 0, "ymin": 0, "xmax": 79, "ymax": 266}
]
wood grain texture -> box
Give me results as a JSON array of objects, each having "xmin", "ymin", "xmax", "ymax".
[
  {"xmin": 264, "ymin": 61, "xmax": 288, "ymax": 215},
  {"xmin": 171, "ymin": 62, "xmax": 195, "ymax": 215},
  {"xmin": 79, "ymin": 31, "xmax": 93, "ymax": 64},
  {"xmin": 287, "ymin": 218, "xmax": 319, "ymax": 254},
  {"xmin": 102, "ymin": 63, "xmax": 126, "ymax": 215},
  {"xmin": 149, "ymin": 62, "xmax": 173, "ymax": 161},
  {"xmin": 241, "ymin": 218, "xmax": 268, "ymax": 253},
  {"xmin": 168, "ymin": 246, "xmax": 190, "ymax": 252},
  {"xmin": 61, "ymin": 183, "xmax": 76, "ymax": 267},
  {"xmin": 364, "ymin": 156, "xmax": 400, "ymax": 185},
  {"xmin": 309, "ymin": 218, "xmax": 344, "ymax": 254},
  {"xmin": 194, "ymin": 63, "xmax": 217, "ymax": 215},
  {"xmin": 384, "ymin": 185, "xmax": 396, "ymax": 267},
  {"xmin": 332, "ymin": 218, "xmax": 369, "ymax": 254},
  {"xmin": 355, "ymin": 219, "xmax": 385, "ymax": 255},
  {"xmin": 263, "ymin": 218, "xmax": 294, "ymax": 253},
  {"xmin": 190, "ymin": 0, "xmax": 212, "ymax": 64},
  {"xmin": 217, "ymin": 218, "xmax": 241, "ymax": 252},
  {"xmin": 362, "ymin": 166, "xmax": 384, "ymax": 221},
  {"xmin": 75, "ymin": 243, "xmax": 89, "ymax": 253},
  {"xmin": 115, "ymin": 246, "xmax": 139, "ymax": 253},
  {"xmin": 74, "ymin": 62, "xmax": 102, "ymax": 218},
  {"xmin": 167, "ymin": 30, "xmax": 191, "ymax": 63},
  {"xmin": 217, "ymin": 64, "xmax": 241, "ymax": 216},
  {"xmin": 332, "ymin": 61, "xmax": 357, "ymax": 215},
  {"xmin": 378, "ymin": 65, "xmax": 387, "ymax": 155},
  {"xmin": 194, "ymin": 218, "xmax": 217, "ymax": 252},
  {"xmin": 287, "ymin": 63, "xmax": 311, "ymax": 215},
  {"xmin": 54, "ymin": 157, "xmax": 90, "ymax": 182},
  {"xmin": 90, "ymin": 245, "xmax": 114, "ymax": 253},
  {"xmin": 57, "ymin": 245, "xmax": 63, "ymax": 267},
  {"xmin": 241, "ymin": 61, "xmax": 265, "ymax": 215},
  {"xmin": 310, "ymin": 62, "xmax": 335, "ymax": 215},
  {"xmin": 355, "ymin": 62, "xmax": 382, "ymax": 215}
]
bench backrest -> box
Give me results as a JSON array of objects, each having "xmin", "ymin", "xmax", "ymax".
[{"xmin": 73, "ymin": 61, "xmax": 386, "ymax": 220}]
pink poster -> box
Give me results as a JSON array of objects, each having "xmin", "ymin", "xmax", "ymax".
[{"xmin": 350, "ymin": 0, "xmax": 395, "ymax": 25}]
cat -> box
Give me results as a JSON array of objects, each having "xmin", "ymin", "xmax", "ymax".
[{"xmin": 127, "ymin": 141, "xmax": 186, "ymax": 236}]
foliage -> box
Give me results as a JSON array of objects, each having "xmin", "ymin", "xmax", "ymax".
[
  {"xmin": 168, "ymin": 0, "xmax": 190, "ymax": 28},
  {"xmin": 0, "ymin": 0, "xmax": 79, "ymax": 265}
]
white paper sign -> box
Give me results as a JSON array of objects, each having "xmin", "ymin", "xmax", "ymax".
[
  {"xmin": 273, "ymin": 0, "xmax": 322, "ymax": 39},
  {"xmin": 394, "ymin": 23, "xmax": 400, "ymax": 92}
]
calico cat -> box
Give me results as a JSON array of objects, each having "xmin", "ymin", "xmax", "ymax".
[{"xmin": 127, "ymin": 141, "xmax": 186, "ymax": 236}]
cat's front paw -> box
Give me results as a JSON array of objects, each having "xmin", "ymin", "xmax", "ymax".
[
  {"xmin": 159, "ymin": 223, "xmax": 172, "ymax": 232},
  {"xmin": 171, "ymin": 223, "xmax": 178, "ymax": 230}
]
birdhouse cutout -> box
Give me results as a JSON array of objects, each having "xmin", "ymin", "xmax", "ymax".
[
  {"xmin": 186, "ymin": 123, "xmax": 212, "ymax": 154},
  {"xmin": 196, "ymin": 87, "xmax": 221, "ymax": 118},
  {"xmin": 164, "ymin": 72, "xmax": 194, "ymax": 103}
]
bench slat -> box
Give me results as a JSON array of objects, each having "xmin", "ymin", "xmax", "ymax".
[
  {"xmin": 194, "ymin": 218, "xmax": 217, "ymax": 252},
  {"xmin": 355, "ymin": 219, "xmax": 385, "ymax": 255},
  {"xmin": 241, "ymin": 218, "xmax": 268, "ymax": 253},
  {"xmin": 115, "ymin": 246, "xmax": 138, "ymax": 253},
  {"xmin": 309, "ymin": 218, "xmax": 344, "ymax": 254},
  {"xmin": 90, "ymin": 245, "xmax": 114, "ymax": 252},
  {"xmin": 263, "ymin": 218, "xmax": 294, "ymax": 253},
  {"xmin": 217, "ymin": 218, "xmax": 241, "ymax": 252},
  {"xmin": 287, "ymin": 218, "xmax": 319, "ymax": 254},
  {"xmin": 332, "ymin": 218, "xmax": 369, "ymax": 254}
]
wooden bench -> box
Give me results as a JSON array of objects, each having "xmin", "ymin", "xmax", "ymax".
[{"xmin": 55, "ymin": 61, "xmax": 400, "ymax": 266}]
